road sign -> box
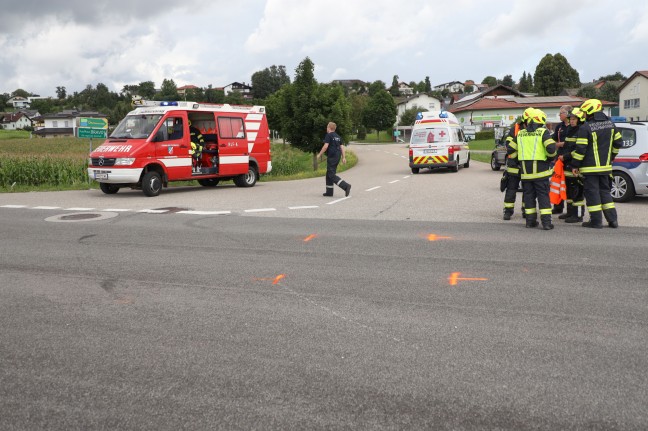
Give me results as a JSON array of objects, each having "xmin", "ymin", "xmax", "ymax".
[
  {"xmin": 78, "ymin": 127, "xmax": 107, "ymax": 139},
  {"xmin": 79, "ymin": 117, "xmax": 108, "ymax": 129}
]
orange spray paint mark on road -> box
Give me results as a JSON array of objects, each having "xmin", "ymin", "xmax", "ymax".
[
  {"xmin": 273, "ymin": 274, "xmax": 286, "ymax": 285},
  {"xmin": 303, "ymin": 234, "xmax": 318, "ymax": 242},
  {"xmin": 448, "ymin": 272, "xmax": 488, "ymax": 286},
  {"xmin": 427, "ymin": 233, "xmax": 452, "ymax": 241}
]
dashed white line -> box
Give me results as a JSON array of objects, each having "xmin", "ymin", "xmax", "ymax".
[
  {"xmin": 244, "ymin": 208, "xmax": 276, "ymax": 213},
  {"xmin": 32, "ymin": 206, "xmax": 60, "ymax": 210},
  {"xmin": 288, "ymin": 205, "xmax": 319, "ymax": 210},
  {"xmin": 366, "ymin": 186, "xmax": 381, "ymax": 192},
  {"xmin": 178, "ymin": 210, "xmax": 231, "ymax": 215},
  {"xmin": 326, "ymin": 197, "xmax": 350, "ymax": 205},
  {"xmin": 102, "ymin": 208, "xmax": 132, "ymax": 212},
  {"xmin": 403, "ymin": 175, "xmax": 410, "ymax": 179},
  {"xmin": 1, "ymin": 205, "xmax": 27, "ymax": 208},
  {"xmin": 137, "ymin": 209, "xmax": 169, "ymax": 214},
  {"xmin": 389, "ymin": 180, "xmax": 399, "ymax": 184},
  {"xmin": 65, "ymin": 207, "xmax": 95, "ymax": 211}
]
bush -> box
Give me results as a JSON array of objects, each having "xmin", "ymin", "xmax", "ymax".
[
  {"xmin": 356, "ymin": 125, "xmax": 367, "ymax": 140},
  {"xmin": 475, "ymin": 129, "xmax": 495, "ymax": 140}
]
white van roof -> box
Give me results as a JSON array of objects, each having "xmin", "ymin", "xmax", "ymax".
[{"xmin": 414, "ymin": 110, "xmax": 459, "ymax": 126}]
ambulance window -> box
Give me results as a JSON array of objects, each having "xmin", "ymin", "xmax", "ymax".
[{"xmin": 217, "ymin": 117, "xmax": 245, "ymax": 139}]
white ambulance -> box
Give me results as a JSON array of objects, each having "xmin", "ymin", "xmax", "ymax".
[
  {"xmin": 88, "ymin": 100, "xmax": 272, "ymax": 197},
  {"xmin": 408, "ymin": 111, "xmax": 470, "ymax": 174}
]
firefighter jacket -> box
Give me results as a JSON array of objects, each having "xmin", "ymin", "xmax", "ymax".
[
  {"xmin": 562, "ymin": 124, "xmax": 580, "ymax": 178},
  {"xmin": 508, "ymin": 123, "xmax": 556, "ymax": 181},
  {"xmin": 504, "ymin": 122, "xmax": 521, "ymax": 175},
  {"xmin": 571, "ymin": 112, "xmax": 622, "ymax": 175}
]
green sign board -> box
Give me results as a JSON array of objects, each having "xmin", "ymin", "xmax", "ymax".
[
  {"xmin": 78, "ymin": 127, "xmax": 107, "ymax": 139},
  {"xmin": 79, "ymin": 117, "xmax": 108, "ymax": 129}
]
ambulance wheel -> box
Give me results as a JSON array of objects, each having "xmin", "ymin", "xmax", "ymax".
[
  {"xmin": 142, "ymin": 171, "xmax": 162, "ymax": 197},
  {"xmin": 99, "ymin": 183, "xmax": 120, "ymax": 194},
  {"xmin": 198, "ymin": 178, "xmax": 220, "ymax": 187},
  {"xmin": 450, "ymin": 160, "xmax": 459, "ymax": 172},
  {"xmin": 464, "ymin": 155, "xmax": 470, "ymax": 168},
  {"xmin": 411, "ymin": 168, "xmax": 419, "ymax": 174},
  {"xmin": 234, "ymin": 165, "xmax": 258, "ymax": 187}
]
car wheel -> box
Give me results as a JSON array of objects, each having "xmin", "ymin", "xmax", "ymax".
[
  {"xmin": 464, "ymin": 155, "xmax": 470, "ymax": 168},
  {"xmin": 198, "ymin": 178, "xmax": 220, "ymax": 187},
  {"xmin": 234, "ymin": 165, "xmax": 258, "ymax": 187},
  {"xmin": 611, "ymin": 171, "xmax": 635, "ymax": 202},
  {"xmin": 142, "ymin": 171, "xmax": 162, "ymax": 197},
  {"xmin": 491, "ymin": 154, "xmax": 501, "ymax": 171},
  {"xmin": 411, "ymin": 167, "xmax": 419, "ymax": 174},
  {"xmin": 99, "ymin": 183, "xmax": 120, "ymax": 194}
]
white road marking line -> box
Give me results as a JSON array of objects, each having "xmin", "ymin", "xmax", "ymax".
[
  {"xmin": 137, "ymin": 209, "xmax": 169, "ymax": 214},
  {"xmin": 102, "ymin": 209, "xmax": 132, "ymax": 212},
  {"xmin": 2, "ymin": 205, "xmax": 28, "ymax": 208},
  {"xmin": 32, "ymin": 206, "xmax": 61, "ymax": 210},
  {"xmin": 365, "ymin": 186, "xmax": 381, "ymax": 192},
  {"xmin": 178, "ymin": 210, "xmax": 231, "ymax": 215},
  {"xmin": 403, "ymin": 175, "xmax": 410, "ymax": 179},
  {"xmin": 392, "ymin": 153, "xmax": 400, "ymax": 156},
  {"xmin": 326, "ymin": 197, "xmax": 350, "ymax": 205},
  {"xmin": 65, "ymin": 207, "xmax": 95, "ymax": 211},
  {"xmin": 389, "ymin": 180, "xmax": 399, "ymax": 184},
  {"xmin": 288, "ymin": 206, "xmax": 319, "ymax": 210},
  {"xmin": 244, "ymin": 208, "xmax": 276, "ymax": 213}
]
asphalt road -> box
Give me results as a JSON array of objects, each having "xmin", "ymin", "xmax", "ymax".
[{"xmin": 1, "ymin": 144, "xmax": 647, "ymax": 430}]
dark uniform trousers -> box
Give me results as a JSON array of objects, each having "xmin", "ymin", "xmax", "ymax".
[
  {"xmin": 523, "ymin": 178, "xmax": 551, "ymax": 224},
  {"xmin": 583, "ymin": 174, "xmax": 617, "ymax": 224},
  {"xmin": 565, "ymin": 175, "xmax": 585, "ymax": 217},
  {"xmin": 503, "ymin": 174, "xmax": 522, "ymax": 214},
  {"xmin": 325, "ymin": 151, "xmax": 342, "ymax": 193}
]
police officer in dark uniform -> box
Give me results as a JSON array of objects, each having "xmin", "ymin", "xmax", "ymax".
[
  {"xmin": 508, "ymin": 109, "xmax": 557, "ymax": 230},
  {"xmin": 571, "ymin": 99, "xmax": 623, "ymax": 228},
  {"xmin": 317, "ymin": 122, "xmax": 351, "ymax": 197}
]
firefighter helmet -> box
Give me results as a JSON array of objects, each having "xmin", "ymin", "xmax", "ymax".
[
  {"xmin": 580, "ymin": 99, "xmax": 602, "ymax": 115},
  {"xmin": 569, "ymin": 108, "xmax": 585, "ymax": 122},
  {"xmin": 522, "ymin": 107, "xmax": 536, "ymax": 122},
  {"xmin": 531, "ymin": 110, "xmax": 547, "ymax": 125}
]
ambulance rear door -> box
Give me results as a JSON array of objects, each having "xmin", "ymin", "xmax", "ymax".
[{"xmin": 410, "ymin": 123, "xmax": 451, "ymax": 164}]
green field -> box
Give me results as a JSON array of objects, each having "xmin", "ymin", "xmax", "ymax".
[{"xmin": 0, "ymin": 135, "xmax": 356, "ymax": 192}]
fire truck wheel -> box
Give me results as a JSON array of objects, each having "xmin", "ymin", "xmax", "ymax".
[
  {"xmin": 142, "ymin": 171, "xmax": 162, "ymax": 197},
  {"xmin": 234, "ymin": 166, "xmax": 258, "ymax": 187},
  {"xmin": 198, "ymin": 178, "xmax": 220, "ymax": 187},
  {"xmin": 99, "ymin": 183, "xmax": 120, "ymax": 194}
]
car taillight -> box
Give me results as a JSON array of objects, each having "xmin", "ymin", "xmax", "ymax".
[
  {"xmin": 448, "ymin": 146, "xmax": 455, "ymax": 155},
  {"xmin": 639, "ymin": 153, "xmax": 648, "ymax": 161}
]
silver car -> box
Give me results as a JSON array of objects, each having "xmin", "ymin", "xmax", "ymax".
[{"xmin": 612, "ymin": 121, "xmax": 648, "ymax": 202}]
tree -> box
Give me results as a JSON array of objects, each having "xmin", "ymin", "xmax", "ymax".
[
  {"xmin": 56, "ymin": 86, "xmax": 66, "ymax": 100},
  {"xmin": 576, "ymin": 85, "xmax": 598, "ymax": 99},
  {"xmin": 598, "ymin": 82, "xmax": 620, "ymax": 103},
  {"xmin": 224, "ymin": 91, "xmax": 245, "ymax": 105},
  {"xmin": 251, "ymin": 65, "xmax": 290, "ymax": 99},
  {"xmin": 12, "ymin": 89, "xmax": 30, "ymax": 98},
  {"xmin": 598, "ymin": 72, "xmax": 627, "ymax": 82},
  {"xmin": 389, "ymin": 75, "xmax": 400, "ymax": 96},
  {"xmin": 518, "ymin": 71, "xmax": 532, "ymax": 92},
  {"xmin": 481, "ymin": 76, "xmax": 498, "ymax": 87},
  {"xmin": 398, "ymin": 105, "xmax": 427, "ymax": 126},
  {"xmin": 368, "ymin": 80, "xmax": 386, "ymax": 97},
  {"xmin": 159, "ymin": 79, "xmax": 179, "ymax": 101},
  {"xmin": 138, "ymin": 81, "xmax": 156, "ymax": 99},
  {"xmin": 363, "ymin": 89, "xmax": 397, "ymax": 141},
  {"xmin": 501, "ymin": 75, "xmax": 514, "ymax": 87},
  {"xmin": 204, "ymin": 85, "xmax": 225, "ymax": 103},
  {"xmin": 348, "ymin": 93, "xmax": 368, "ymax": 137},
  {"xmin": 424, "ymin": 76, "xmax": 432, "ymax": 92},
  {"xmin": 533, "ymin": 53, "xmax": 580, "ymax": 96}
]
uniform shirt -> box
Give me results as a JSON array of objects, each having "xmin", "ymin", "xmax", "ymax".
[
  {"xmin": 323, "ymin": 132, "xmax": 342, "ymax": 156},
  {"xmin": 571, "ymin": 112, "xmax": 622, "ymax": 175},
  {"xmin": 552, "ymin": 121, "xmax": 569, "ymax": 156}
]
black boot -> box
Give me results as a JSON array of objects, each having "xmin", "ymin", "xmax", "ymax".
[
  {"xmin": 526, "ymin": 215, "xmax": 539, "ymax": 228},
  {"xmin": 503, "ymin": 210, "xmax": 513, "ymax": 221},
  {"xmin": 323, "ymin": 187, "xmax": 333, "ymax": 197},
  {"xmin": 564, "ymin": 205, "xmax": 583, "ymax": 223},
  {"xmin": 603, "ymin": 208, "xmax": 619, "ymax": 228},
  {"xmin": 559, "ymin": 204, "xmax": 572, "ymax": 220},
  {"xmin": 541, "ymin": 214, "xmax": 554, "ymax": 230},
  {"xmin": 582, "ymin": 211, "xmax": 603, "ymax": 229},
  {"xmin": 338, "ymin": 180, "xmax": 351, "ymax": 197}
]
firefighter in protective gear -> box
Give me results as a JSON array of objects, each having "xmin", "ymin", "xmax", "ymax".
[
  {"xmin": 560, "ymin": 108, "xmax": 586, "ymax": 223},
  {"xmin": 317, "ymin": 122, "xmax": 351, "ymax": 197},
  {"xmin": 188, "ymin": 119, "xmax": 205, "ymax": 171},
  {"xmin": 508, "ymin": 109, "xmax": 557, "ymax": 230},
  {"xmin": 571, "ymin": 99, "xmax": 623, "ymax": 228},
  {"xmin": 502, "ymin": 107, "xmax": 536, "ymax": 220}
]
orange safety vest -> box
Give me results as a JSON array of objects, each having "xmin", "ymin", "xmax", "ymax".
[{"xmin": 549, "ymin": 159, "xmax": 567, "ymax": 204}]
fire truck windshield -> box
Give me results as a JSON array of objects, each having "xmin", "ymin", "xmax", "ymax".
[{"xmin": 110, "ymin": 114, "xmax": 163, "ymax": 139}]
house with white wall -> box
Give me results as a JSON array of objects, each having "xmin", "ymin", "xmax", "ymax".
[
  {"xmin": 33, "ymin": 110, "xmax": 107, "ymax": 138},
  {"xmin": 618, "ymin": 70, "xmax": 648, "ymax": 121},
  {"xmin": 394, "ymin": 93, "xmax": 442, "ymax": 141},
  {"xmin": 0, "ymin": 112, "xmax": 32, "ymax": 130}
]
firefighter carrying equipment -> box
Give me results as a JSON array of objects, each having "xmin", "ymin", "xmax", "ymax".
[{"xmin": 549, "ymin": 159, "xmax": 567, "ymax": 204}]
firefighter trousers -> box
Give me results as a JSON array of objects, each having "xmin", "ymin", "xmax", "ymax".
[
  {"xmin": 583, "ymin": 174, "xmax": 617, "ymax": 224},
  {"xmin": 523, "ymin": 178, "xmax": 551, "ymax": 224},
  {"xmin": 503, "ymin": 174, "xmax": 522, "ymax": 214}
]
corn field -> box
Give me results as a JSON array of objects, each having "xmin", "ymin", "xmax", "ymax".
[{"xmin": 0, "ymin": 155, "xmax": 88, "ymax": 189}]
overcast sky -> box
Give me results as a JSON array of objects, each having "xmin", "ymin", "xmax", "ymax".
[{"xmin": 1, "ymin": 0, "xmax": 647, "ymax": 98}]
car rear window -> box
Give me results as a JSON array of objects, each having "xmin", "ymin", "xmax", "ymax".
[
  {"xmin": 411, "ymin": 126, "xmax": 450, "ymax": 145},
  {"xmin": 617, "ymin": 127, "xmax": 636, "ymax": 149}
]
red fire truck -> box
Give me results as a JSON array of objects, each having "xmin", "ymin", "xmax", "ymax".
[{"xmin": 88, "ymin": 100, "xmax": 272, "ymax": 196}]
